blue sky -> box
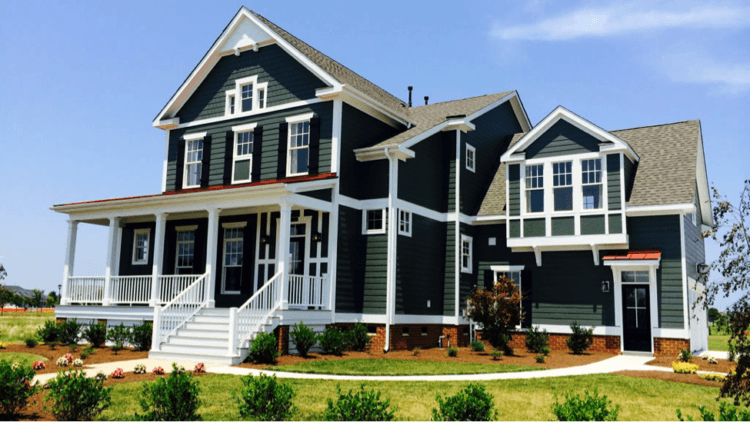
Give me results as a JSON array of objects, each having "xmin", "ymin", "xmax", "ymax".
[{"xmin": 0, "ymin": 1, "xmax": 747, "ymax": 310}]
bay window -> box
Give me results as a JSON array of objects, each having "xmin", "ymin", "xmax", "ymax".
[
  {"xmin": 553, "ymin": 161, "xmax": 573, "ymax": 211},
  {"xmin": 525, "ymin": 164, "xmax": 544, "ymax": 213},
  {"xmin": 581, "ymin": 159, "xmax": 602, "ymax": 209}
]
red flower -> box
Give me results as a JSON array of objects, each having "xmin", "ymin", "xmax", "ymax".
[
  {"xmin": 110, "ymin": 368, "xmax": 124, "ymax": 378},
  {"xmin": 194, "ymin": 363, "xmax": 205, "ymax": 373}
]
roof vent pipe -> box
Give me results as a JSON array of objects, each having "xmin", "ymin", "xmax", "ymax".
[
  {"xmin": 424, "ymin": 96, "xmax": 429, "ymax": 105},
  {"xmin": 408, "ymin": 86, "xmax": 413, "ymax": 107}
]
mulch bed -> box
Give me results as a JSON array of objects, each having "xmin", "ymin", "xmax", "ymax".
[
  {"xmin": 1, "ymin": 343, "xmax": 149, "ymax": 374},
  {"xmin": 646, "ymin": 356, "xmax": 736, "ymax": 374},
  {"xmin": 236, "ymin": 347, "xmax": 617, "ymax": 370},
  {"xmin": 614, "ymin": 370, "xmax": 724, "ymax": 388}
]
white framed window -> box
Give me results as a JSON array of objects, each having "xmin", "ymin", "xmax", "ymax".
[
  {"xmin": 132, "ymin": 228, "xmax": 150, "ymax": 265},
  {"xmin": 225, "ymin": 76, "xmax": 268, "ymax": 116},
  {"xmin": 183, "ymin": 132, "xmax": 205, "ymax": 189},
  {"xmin": 221, "ymin": 222, "xmax": 246, "ymax": 294},
  {"xmin": 461, "ymin": 235, "xmax": 473, "ymax": 273},
  {"xmin": 552, "ymin": 161, "xmax": 573, "ymax": 211},
  {"xmin": 241, "ymin": 83, "xmax": 254, "ymax": 112},
  {"xmin": 231, "ymin": 123, "xmax": 257, "ymax": 184},
  {"xmin": 175, "ymin": 226, "xmax": 197, "ymax": 274},
  {"xmin": 525, "ymin": 164, "xmax": 544, "ymax": 213},
  {"xmin": 362, "ymin": 209, "xmax": 386, "ymax": 235},
  {"xmin": 258, "ymin": 87, "xmax": 266, "ymax": 109},
  {"xmin": 398, "ymin": 210, "xmax": 412, "ymax": 236},
  {"xmin": 286, "ymin": 113, "xmax": 313, "ymax": 177},
  {"xmin": 466, "ymin": 144, "xmax": 476, "ymax": 172},
  {"xmin": 581, "ymin": 159, "xmax": 603, "ymax": 210}
]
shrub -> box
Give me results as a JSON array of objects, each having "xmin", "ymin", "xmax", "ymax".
[
  {"xmin": 677, "ymin": 402, "xmax": 750, "ymax": 421},
  {"xmin": 137, "ymin": 363, "xmax": 201, "ymax": 421},
  {"xmin": 80, "ymin": 345, "xmax": 95, "ymax": 360},
  {"xmin": 111, "ymin": 342, "xmax": 123, "ymax": 355},
  {"xmin": 541, "ymin": 346, "xmax": 551, "ymax": 356},
  {"xmin": 318, "ymin": 327, "xmax": 348, "ymax": 355},
  {"xmin": 56, "ymin": 357, "xmax": 68, "ymax": 367},
  {"xmin": 110, "ymin": 368, "xmax": 124, "ymax": 379},
  {"xmin": 134, "ymin": 364, "xmax": 147, "ymax": 374},
  {"xmin": 290, "ymin": 321, "xmax": 317, "ymax": 357},
  {"xmin": 73, "ymin": 359, "xmax": 83, "ymax": 367},
  {"xmin": 25, "ymin": 338, "xmax": 38, "ymax": 348},
  {"xmin": 700, "ymin": 373, "xmax": 726, "ymax": 382},
  {"xmin": 0, "ymin": 342, "xmax": 5, "ymax": 349},
  {"xmin": 249, "ymin": 332, "xmax": 279, "ymax": 364},
  {"xmin": 67, "ymin": 343, "xmax": 78, "ymax": 353},
  {"xmin": 551, "ymin": 389, "xmax": 620, "ymax": 421},
  {"xmin": 83, "ymin": 323, "xmax": 107, "ymax": 347},
  {"xmin": 131, "ymin": 323, "xmax": 152, "ymax": 351},
  {"xmin": 324, "ymin": 384, "xmax": 396, "ymax": 421},
  {"xmin": 194, "ymin": 363, "xmax": 206, "ymax": 373},
  {"xmin": 672, "ymin": 362, "xmax": 698, "ymax": 374},
  {"xmin": 348, "ymin": 323, "xmax": 370, "ymax": 351},
  {"xmin": 536, "ymin": 354, "xmax": 546, "ymax": 364},
  {"xmin": 525, "ymin": 326, "xmax": 550, "ymax": 354},
  {"xmin": 32, "ymin": 360, "xmax": 46, "ymax": 370},
  {"xmin": 447, "ymin": 347, "xmax": 458, "ymax": 357},
  {"xmin": 57, "ymin": 318, "xmax": 82, "ymax": 345},
  {"xmin": 152, "ymin": 366, "xmax": 164, "ymax": 375},
  {"xmin": 37, "ymin": 320, "xmax": 59, "ymax": 343},
  {"xmin": 44, "ymin": 369, "xmax": 112, "ymax": 421},
  {"xmin": 412, "ymin": 348, "xmax": 421, "ymax": 356},
  {"xmin": 678, "ymin": 349, "xmax": 693, "ymax": 362},
  {"xmin": 106, "ymin": 323, "xmax": 131, "ymax": 347},
  {"xmin": 566, "ymin": 322, "xmax": 594, "ymax": 354},
  {"xmin": 491, "ymin": 350, "xmax": 502, "ymax": 360},
  {"xmin": 471, "ymin": 340, "xmax": 486, "ymax": 352},
  {"xmin": 0, "ymin": 359, "xmax": 40, "ymax": 417},
  {"xmin": 432, "ymin": 383, "xmax": 496, "ymax": 421},
  {"xmin": 234, "ymin": 374, "xmax": 296, "ymax": 421},
  {"xmin": 63, "ymin": 353, "xmax": 73, "ymax": 363},
  {"xmin": 466, "ymin": 275, "xmax": 523, "ymax": 355}
]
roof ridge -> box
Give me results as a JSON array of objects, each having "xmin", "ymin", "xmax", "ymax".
[
  {"xmin": 610, "ymin": 119, "xmax": 699, "ymax": 133},
  {"xmin": 411, "ymin": 91, "xmax": 509, "ymax": 109}
]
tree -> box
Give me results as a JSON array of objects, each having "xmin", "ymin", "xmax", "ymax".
[
  {"xmin": 701, "ymin": 180, "xmax": 750, "ymax": 407},
  {"xmin": 709, "ymin": 308, "xmax": 720, "ymax": 324},
  {"xmin": 31, "ymin": 290, "xmax": 43, "ymax": 311},
  {"xmin": 47, "ymin": 292, "xmax": 58, "ymax": 308},
  {"xmin": 465, "ymin": 275, "xmax": 523, "ymax": 354},
  {"xmin": 0, "ymin": 286, "xmax": 13, "ymax": 316}
]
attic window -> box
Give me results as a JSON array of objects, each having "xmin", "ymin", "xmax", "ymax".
[{"xmin": 225, "ymin": 76, "xmax": 268, "ymax": 116}]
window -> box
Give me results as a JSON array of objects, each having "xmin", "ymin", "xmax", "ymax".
[
  {"xmin": 175, "ymin": 227, "xmax": 196, "ymax": 274},
  {"xmin": 241, "ymin": 83, "xmax": 253, "ymax": 112},
  {"xmin": 229, "ymin": 94, "xmax": 235, "ymax": 114},
  {"xmin": 398, "ymin": 210, "xmax": 412, "ymax": 236},
  {"xmin": 222, "ymin": 225, "xmax": 245, "ymax": 294},
  {"xmin": 495, "ymin": 271, "xmax": 521, "ymax": 284},
  {"xmin": 553, "ymin": 161, "xmax": 573, "ymax": 211},
  {"xmin": 362, "ymin": 209, "xmax": 386, "ymax": 235},
  {"xmin": 287, "ymin": 119, "xmax": 310, "ymax": 176},
  {"xmin": 525, "ymin": 164, "xmax": 544, "ymax": 213},
  {"xmin": 466, "ymin": 144, "xmax": 476, "ymax": 172},
  {"xmin": 622, "ymin": 271, "xmax": 649, "ymax": 283},
  {"xmin": 183, "ymin": 135, "xmax": 204, "ymax": 188},
  {"xmin": 581, "ymin": 159, "xmax": 602, "ymax": 209},
  {"xmin": 231, "ymin": 123, "xmax": 257, "ymax": 183},
  {"xmin": 461, "ymin": 235, "xmax": 473, "ymax": 273},
  {"xmin": 225, "ymin": 76, "xmax": 268, "ymax": 116},
  {"xmin": 132, "ymin": 229, "xmax": 150, "ymax": 265},
  {"xmin": 258, "ymin": 87, "xmax": 266, "ymax": 109}
]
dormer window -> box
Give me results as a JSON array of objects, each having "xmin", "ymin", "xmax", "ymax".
[
  {"xmin": 225, "ymin": 76, "xmax": 268, "ymax": 116},
  {"xmin": 525, "ymin": 164, "xmax": 544, "ymax": 213},
  {"xmin": 581, "ymin": 159, "xmax": 603, "ymax": 209},
  {"xmin": 553, "ymin": 161, "xmax": 573, "ymax": 211}
]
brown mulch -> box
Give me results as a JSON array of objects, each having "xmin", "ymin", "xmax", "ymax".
[
  {"xmin": 614, "ymin": 370, "xmax": 724, "ymax": 388},
  {"xmin": 236, "ymin": 347, "xmax": 617, "ymax": 370},
  {"xmin": 646, "ymin": 356, "xmax": 736, "ymax": 374},
  {"xmin": 1, "ymin": 343, "xmax": 149, "ymax": 374}
]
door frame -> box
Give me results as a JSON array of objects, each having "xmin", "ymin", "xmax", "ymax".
[
  {"xmin": 220, "ymin": 221, "xmax": 248, "ymax": 295},
  {"xmin": 609, "ymin": 263, "xmax": 659, "ymax": 354},
  {"xmin": 274, "ymin": 215, "xmax": 312, "ymax": 280}
]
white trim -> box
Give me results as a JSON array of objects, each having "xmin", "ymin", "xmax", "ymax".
[
  {"xmin": 175, "ymin": 225, "xmax": 199, "ymax": 232},
  {"xmin": 174, "ymin": 227, "xmax": 196, "ymax": 273},
  {"xmin": 460, "ymin": 234, "xmax": 473, "ymax": 274},
  {"xmin": 222, "ymin": 221, "xmax": 248, "ymax": 229},
  {"xmin": 507, "ymin": 233, "xmax": 628, "ymax": 249},
  {"xmin": 286, "ymin": 112, "xmax": 315, "ymax": 124},
  {"xmin": 680, "ymin": 214, "xmax": 690, "ymax": 333},
  {"xmin": 609, "ymin": 265, "xmax": 660, "ymax": 353},
  {"xmin": 454, "ymin": 130, "xmax": 462, "ymax": 319},
  {"xmin": 695, "ymin": 128, "xmax": 712, "ymax": 225},
  {"xmin": 626, "ymin": 203, "xmax": 694, "ymax": 216},
  {"xmin": 397, "ymin": 209, "xmax": 412, "ymax": 237},
  {"xmin": 231, "ymin": 122, "xmax": 258, "ymax": 132},
  {"xmin": 174, "ymin": 98, "xmax": 323, "ymax": 130},
  {"xmin": 465, "ymin": 143, "xmax": 476, "ymax": 173},
  {"xmin": 490, "ymin": 265, "xmax": 524, "ymax": 272},
  {"xmin": 362, "ymin": 209, "xmax": 386, "ymax": 235},
  {"xmin": 473, "ymin": 215, "xmax": 507, "ymax": 224},
  {"xmin": 131, "ymin": 228, "xmax": 150, "ymax": 265},
  {"xmin": 161, "ymin": 130, "xmax": 170, "ymax": 193},
  {"xmin": 331, "ymin": 99, "xmax": 343, "ymax": 174},
  {"xmin": 603, "ymin": 259, "xmax": 661, "ymax": 268},
  {"xmin": 231, "ymin": 127, "xmax": 255, "ymax": 184},
  {"xmin": 183, "ymin": 132, "xmax": 207, "ymax": 141}
]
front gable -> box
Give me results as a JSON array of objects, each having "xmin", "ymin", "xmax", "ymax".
[{"xmin": 523, "ymin": 119, "xmax": 602, "ymax": 159}]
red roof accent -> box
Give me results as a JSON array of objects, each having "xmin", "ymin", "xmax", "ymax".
[
  {"xmin": 602, "ymin": 250, "xmax": 661, "ymax": 261},
  {"xmin": 56, "ymin": 173, "xmax": 337, "ymax": 207}
]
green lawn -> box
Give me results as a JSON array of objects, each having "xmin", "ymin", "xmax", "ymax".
[
  {"xmin": 0, "ymin": 352, "xmax": 48, "ymax": 367},
  {"xmin": 708, "ymin": 335, "xmax": 730, "ymax": 352},
  {"xmin": 269, "ymin": 358, "xmax": 544, "ymax": 376},
  {"xmin": 0, "ymin": 312, "xmax": 54, "ymax": 342},
  {"xmin": 101, "ymin": 373, "xmax": 724, "ymax": 421}
]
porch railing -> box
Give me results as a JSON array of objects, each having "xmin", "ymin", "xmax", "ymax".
[
  {"xmin": 153, "ymin": 272, "xmax": 208, "ymax": 347},
  {"xmin": 232, "ymin": 270, "xmax": 284, "ymax": 354},
  {"xmin": 66, "ymin": 277, "xmax": 105, "ymax": 304},
  {"xmin": 109, "ymin": 276, "xmax": 152, "ymax": 305},
  {"xmin": 288, "ymin": 274, "xmax": 329, "ymax": 309},
  {"xmin": 157, "ymin": 275, "xmax": 202, "ymax": 304}
]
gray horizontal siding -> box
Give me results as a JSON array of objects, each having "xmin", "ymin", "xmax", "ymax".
[
  {"xmin": 398, "ymin": 132, "xmax": 450, "ymax": 213},
  {"xmin": 552, "ymin": 217, "xmax": 574, "ymax": 236},
  {"xmin": 606, "ymin": 153, "xmax": 622, "ymax": 210},
  {"xmin": 580, "ymin": 215, "xmax": 605, "ymax": 235},
  {"xmin": 396, "ymin": 214, "xmax": 446, "ymax": 315},
  {"xmin": 508, "ymin": 164, "xmax": 520, "ymax": 216},
  {"xmin": 684, "ymin": 212, "xmax": 705, "ymax": 280},
  {"xmin": 524, "ymin": 120, "xmax": 601, "ymax": 159},
  {"xmin": 335, "ymin": 205, "xmax": 364, "ymax": 313}
]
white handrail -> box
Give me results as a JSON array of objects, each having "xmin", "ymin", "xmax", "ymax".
[
  {"xmin": 233, "ymin": 271, "xmax": 284, "ymax": 353},
  {"xmin": 154, "ymin": 272, "xmax": 208, "ymax": 346},
  {"xmin": 157, "ymin": 274, "xmax": 201, "ymax": 304},
  {"xmin": 109, "ymin": 276, "xmax": 152, "ymax": 304},
  {"xmin": 66, "ymin": 277, "xmax": 105, "ymax": 304},
  {"xmin": 288, "ymin": 274, "xmax": 328, "ymax": 309}
]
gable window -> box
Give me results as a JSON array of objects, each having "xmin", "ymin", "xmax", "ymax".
[
  {"xmin": 258, "ymin": 87, "xmax": 266, "ymax": 109},
  {"xmin": 241, "ymin": 83, "xmax": 254, "ymax": 112},
  {"xmin": 553, "ymin": 161, "xmax": 573, "ymax": 211},
  {"xmin": 525, "ymin": 164, "xmax": 544, "ymax": 213},
  {"xmin": 183, "ymin": 133, "xmax": 205, "ymax": 189},
  {"xmin": 461, "ymin": 235, "xmax": 473, "ymax": 273},
  {"xmin": 287, "ymin": 115, "xmax": 311, "ymax": 177},
  {"xmin": 362, "ymin": 209, "xmax": 386, "ymax": 235},
  {"xmin": 175, "ymin": 226, "xmax": 196, "ymax": 274},
  {"xmin": 225, "ymin": 76, "xmax": 268, "ymax": 116},
  {"xmin": 132, "ymin": 228, "xmax": 150, "ymax": 265},
  {"xmin": 581, "ymin": 159, "xmax": 602, "ymax": 209},
  {"xmin": 231, "ymin": 123, "xmax": 257, "ymax": 184},
  {"xmin": 466, "ymin": 144, "xmax": 476, "ymax": 172},
  {"xmin": 398, "ymin": 210, "xmax": 412, "ymax": 236},
  {"xmin": 228, "ymin": 94, "xmax": 235, "ymax": 114}
]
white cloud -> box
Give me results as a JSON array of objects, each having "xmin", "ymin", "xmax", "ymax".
[
  {"xmin": 659, "ymin": 48, "xmax": 750, "ymax": 94},
  {"xmin": 492, "ymin": 3, "xmax": 750, "ymax": 41}
]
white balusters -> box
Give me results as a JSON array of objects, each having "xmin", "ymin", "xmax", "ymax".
[
  {"xmin": 235, "ymin": 271, "xmax": 284, "ymax": 352},
  {"xmin": 109, "ymin": 276, "xmax": 153, "ymax": 304},
  {"xmin": 155, "ymin": 273, "xmax": 208, "ymax": 345},
  {"xmin": 65, "ymin": 277, "xmax": 105, "ymax": 304},
  {"xmin": 157, "ymin": 275, "xmax": 201, "ymax": 304},
  {"xmin": 287, "ymin": 275, "xmax": 328, "ymax": 308}
]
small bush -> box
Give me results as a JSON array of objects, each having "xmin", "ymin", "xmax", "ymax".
[
  {"xmin": 412, "ymin": 348, "xmax": 421, "ymax": 356},
  {"xmin": 525, "ymin": 326, "xmax": 550, "ymax": 354},
  {"xmin": 672, "ymin": 362, "xmax": 698, "ymax": 374},
  {"xmin": 566, "ymin": 322, "xmax": 594, "ymax": 354},
  {"xmin": 536, "ymin": 354, "xmax": 546, "ymax": 364},
  {"xmin": 80, "ymin": 345, "xmax": 95, "ymax": 360},
  {"xmin": 324, "ymin": 384, "xmax": 396, "ymax": 421},
  {"xmin": 348, "ymin": 323, "xmax": 370, "ymax": 351},
  {"xmin": 432, "ymin": 383, "xmax": 496, "ymax": 421},
  {"xmin": 111, "ymin": 342, "xmax": 123, "ymax": 355},
  {"xmin": 67, "ymin": 343, "xmax": 78, "ymax": 353},
  {"xmin": 56, "ymin": 357, "xmax": 68, "ymax": 367},
  {"xmin": 37, "ymin": 320, "xmax": 59, "ymax": 343},
  {"xmin": 25, "ymin": 338, "xmax": 38, "ymax": 348},
  {"xmin": 551, "ymin": 389, "xmax": 620, "ymax": 421},
  {"xmin": 677, "ymin": 402, "xmax": 750, "ymax": 421},
  {"xmin": 318, "ymin": 327, "xmax": 348, "ymax": 356},
  {"xmin": 699, "ymin": 373, "xmax": 726, "ymax": 382},
  {"xmin": 290, "ymin": 321, "xmax": 317, "ymax": 357},
  {"xmin": 137, "ymin": 363, "xmax": 201, "ymax": 421},
  {"xmin": 678, "ymin": 349, "xmax": 693, "ymax": 362},
  {"xmin": 57, "ymin": 318, "xmax": 82, "ymax": 345},
  {"xmin": 73, "ymin": 359, "xmax": 83, "ymax": 367},
  {"xmin": 134, "ymin": 364, "xmax": 147, "ymax": 375},
  {"xmin": 44, "ymin": 369, "xmax": 112, "ymax": 421},
  {"xmin": 131, "ymin": 323, "xmax": 152, "ymax": 351},
  {"xmin": 447, "ymin": 347, "xmax": 458, "ymax": 357},
  {"xmin": 541, "ymin": 346, "xmax": 551, "ymax": 356},
  {"xmin": 470, "ymin": 340, "xmax": 486, "ymax": 352},
  {"xmin": 110, "ymin": 368, "xmax": 124, "ymax": 379},
  {"xmin": 249, "ymin": 332, "xmax": 279, "ymax": 364},
  {"xmin": 234, "ymin": 373, "xmax": 296, "ymax": 421},
  {"xmin": 0, "ymin": 359, "xmax": 40, "ymax": 417},
  {"xmin": 152, "ymin": 366, "xmax": 164, "ymax": 375},
  {"xmin": 106, "ymin": 323, "xmax": 131, "ymax": 347},
  {"xmin": 491, "ymin": 350, "xmax": 502, "ymax": 360},
  {"xmin": 708, "ymin": 356, "xmax": 718, "ymax": 364},
  {"xmin": 83, "ymin": 323, "xmax": 107, "ymax": 347},
  {"xmin": 48, "ymin": 341, "xmax": 57, "ymax": 350}
]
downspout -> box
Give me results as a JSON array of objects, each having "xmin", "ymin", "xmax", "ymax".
[
  {"xmin": 384, "ymin": 147, "xmax": 398, "ymax": 352},
  {"xmin": 455, "ymin": 130, "xmax": 461, "ymax": 322}
]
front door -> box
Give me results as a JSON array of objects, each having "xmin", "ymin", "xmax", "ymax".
[
  {"xmin": 288, "ymin": 222, "xmax": 307, "ymax": 307},
  {"xmin": 221, "ymin": 227, "xmax": 244, "ymax": 294},
  {"xmin": 622, "ymin": 284, "xmax": 651, "ymax": 352}
]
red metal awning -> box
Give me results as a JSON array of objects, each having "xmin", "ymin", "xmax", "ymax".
[{"xmin": 602, "ymin": 250, "xmax": 661, "ymax": 261}]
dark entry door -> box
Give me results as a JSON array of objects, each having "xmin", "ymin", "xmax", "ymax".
[
  {"xmin": 289, "ymin": 237, "xmax": 305, "ymax": 276},
  {"xmin": 622, "ymin": 285, "xmax": 651, "ymax": 352}
]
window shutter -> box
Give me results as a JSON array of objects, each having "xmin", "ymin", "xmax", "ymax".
[
  {"xmin": 175, "ymin": 138, "xmax": 185, "ymax": 191},
  {"xmin": 223, "ymin": 131, "xmax": 233, "ymax": 185},
  {"xmin": 308, "ymin": 116, "xmax": 320, "ymax": 175},
  {"xmin": 200, "ymin": 135, "xmax": 211, "ymax": 188},
  {"xmin": 252, "ymin": 126, "xmax": 263, "ymax": 182},
  {"xmin": 277, "ymin": 122, "xmax": 288, "ymax": 179}
]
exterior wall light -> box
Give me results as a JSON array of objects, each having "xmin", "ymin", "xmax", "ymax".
[
  {"xmin": 697, "ymin": 263, "xmax": 710, "ymax": 274},
  {"xmin": 312, "ymin": 232, "xmax": 322, "ymax": 242},
  {"xmin": 601, "ymin": 280, "xmax": 610, "ymax": 293},
  {"xmin": 260, "ymin": 235, "xmax": 270, "ymax": 244}
]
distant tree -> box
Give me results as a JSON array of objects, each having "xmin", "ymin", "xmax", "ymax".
[
  {"xmin": 31, "ymin": 290, "xmax": 43, "ymax": 310},
  {"xmin": 0, "ymin": 286, "xmax": 13, "ymax": 316},
  {"xmin": 10, "ymin": 293, "xmax": 24, "ymax": 310},
  {"xmin": 47, "ymin": 292, "xmax": 58, "ymax": 308},
  {"xmin": 466, "ymin": 275, "xmax": 523, "ymax": 354},
  {"xmin": 709, "ymin": 308, "xmax": 720, "ymax": 324}
]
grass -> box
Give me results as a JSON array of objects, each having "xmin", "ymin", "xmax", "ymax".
[
  {"xmin": 709, "ymin": 335, "xmax": 731, "ymax": 352},
  {"xmin": 0, "ymin": 352, "xmax": 48, "ymax": 367},
  {"xmin": 0, "ymin": 312, "xmax": 54, "ymax": 342},
  {"xmin": 101, "ymin": 373, "xmax": 724, "ymax": 421},
  {"xmin": 269, "ymin": 358, "xmax": 544, "ymax": 376}
]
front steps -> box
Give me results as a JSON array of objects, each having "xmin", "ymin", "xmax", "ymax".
[{"xmin": 149, "ymin": 308, "xmax": 280, "ymax": 365}]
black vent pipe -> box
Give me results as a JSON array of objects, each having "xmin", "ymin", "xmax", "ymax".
[{"xmin": 408, "ymin": 86, "xmax": 413, "ymax": 107}]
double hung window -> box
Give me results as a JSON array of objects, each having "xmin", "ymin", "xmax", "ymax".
[
  {"xmin": 232, "ymin": 124, "xmax": 255, "ymax": 183},
  {"xmin": 241, "ymin": 83, "xmax": 253, "ymax": 112},
  {"xmin": 398, "ymin": 210, "xmax": 412, "ymax": 236},
  {"xmin": 225, "ymin": 76, "xmax": 267, "ymax": 116},
  {"xmin": 466, "ymin": 144, "xmax": 476, "ymax": 172},
  {"xmin": 363, "ymin": 209, "xmax": 386, "ymax": 235},
  {"xmin": 581, "ymin": 159, "xmax": 602, "ymax": 209},
  {"xmin": 287, "ymin": 120, "xmax": 310, "ymax": 176},
  {"xmin": 553, "ymin": 161, "xmax": 573, "ymax": 211},
  {"xmin": 525, "ymin": 164, "xmax": 544, "ymax": 213},
  {"xmin": 184, "ymin": 137, "xmax": 203, "ymax": 188},
  {"xmin": 175, "ymin": 228, "xmax": 196, "ymax": 274},
  {"xmin": 461, "ymin": 235, "xmax": 473, "ymax": 273},
  {"xmin": 132, "ymin": 229, "xmax": 150, "ymax": 265},
  {"xmin": 222, "ymin": 226, "xmax": 244, "ymax": 294}
]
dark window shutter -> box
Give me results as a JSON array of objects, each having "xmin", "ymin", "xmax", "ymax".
[
  {"xmin": 175, "ymin": 139, "xmax": 185, "ymax": 191},
  {"xmin": 277, "ymin": 122, "xmax": 288, "ymax": 180},
  {"xmin": 308, "ymin": 116, "xmax": 320, "ymax": 175},
  {"xmin": 252, "ymin": 126, "xmax": 263, "ymax": 182},
  {"xmin": 200, "ymin": 135, "xmax": 212, "ymax": 188},
  {"xmin": 223, "ymin": 131, "xmax": 233, "ymax": 185}
]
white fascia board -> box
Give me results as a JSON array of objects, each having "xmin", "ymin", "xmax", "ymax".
[
  {"xmin": 507, "ymin": 233, "xmax": 629, "ymax": 249},
  {"xmin": 603, "ymin": 259, "xmax": 661, "ymax": 268},
  {"xmin": 155, "ymin": 117, "xmax": 180, "ymax": 130},
  {"xmin": 490, "ymin": 265, "xmax": 524, "ymax": 272},
  {"xmin": 509, "ymin": 92, "xmax": 532, "ymax": 132},
  {"xmin": 183, "ymin": 132, "xmax": 207, "ymax": 141},
  {"xmin": 626, "ymin": 203, "xmax": 694, "ymax": 216},
  {"xmin": 354, "ymin": 145, "xmax": 415, "ymax": 162},
  {"xmin": 317, "ymin": 87, "xmax": 408, "ymax": 130},
  {"xmin": 443, "ymin": 119, "xmax": 475, "ymax": 132},
  {"xmin": 695, "ymin": 128, "xmax": 712, "ymax": 226},
  {"xmin": 473, "ymin": 215, "xmax": 507, "ymax": 225},
  {"xmin": 339, "ymin": 85, "xmax": 411, "ymax": 126},
  {"xmin": 284, "ymin": 178, "xmax": 337, "ymax": 193},
  {"xmin": 285, "ymin": 112, "xmax": 315, "ymax": 124}
]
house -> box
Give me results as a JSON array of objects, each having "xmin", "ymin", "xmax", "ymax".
[{"xmin": 51, "ymin": 7, "xmax": 710, "ymax": 363}]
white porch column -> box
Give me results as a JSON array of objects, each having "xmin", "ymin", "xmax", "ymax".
[
  {"xmin": 103, "ymin": 217, "xmax": 120, "ymax": 306},
  {"xmin": 149, "ymin": 213, "xmax": 167, "ymax": 306},
  {"xmin": 61, "ymin": 220, "xmax": 79, "ymax": 305},
  {"xmin": 277, "ymin": 204, "xmax": 292, "ymax": 310},
  {"xmin": 204, "ymin": 208, "xmax": 221, "ymax": 308}
]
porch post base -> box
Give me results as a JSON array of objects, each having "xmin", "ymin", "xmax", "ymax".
[{"xmin": 206, "ymin": 300, "xmax": 216, "ymax": 308}]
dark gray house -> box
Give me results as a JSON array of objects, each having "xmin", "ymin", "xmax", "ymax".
[{"xmin": 51, "ymin": 7, "xmax": 710, "ymax": 363}]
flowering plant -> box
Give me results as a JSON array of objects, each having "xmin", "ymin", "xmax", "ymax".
[
  {"xmin": 174, "ymin": 364, "xmax": 186, "ymax": 374},
  {"xmin": 134, "ymin": 363, "xmax": 147, "ymax": 374},
  {"xmin": 152, "ymin": 366, "xmax": 164, "ymax": 375},
  {"xmin": 708, "ymin": 356, "xmax": 718, "ymax": 364},
  {"xmin": 0, "ymin": 341, "xmax": 6, "ymax": 349},
  {"xmin": 110, "ymin": 368, "xmax": 124, "ymax": 378},
  {"xmin": 73, "ymin": 358, "xmax": 84, "ymax": 367},
  {"xmin": 32, "ymin": 360, "xmax": 46, "ymax": 370},
  {"xmin": 672, "ymin": 361, "xmax": 698, "ymax": 374},
  {"xmin": 12, "ymin": 362, "xmax": 21, "ymax": 370},
  {"xmin": 194, "ymin": 363, "xmax": 206, "ymax": 373},
  {"xmin": 95, "ymin": 371, "xmax": 107, "ymax": 381},
  {"xmin": 56, "ymin": 357, "xmax": 69, "ymax": 367},
  {"xmin": 63, "ymin": 353, "xmax": 74, "ymax": 363},
  {"xmin": 43, "ymin": 381, "xmax": 52, "ymax": 389}
]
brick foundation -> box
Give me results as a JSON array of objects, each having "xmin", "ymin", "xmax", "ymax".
[
  {"xmin": 330, "ymin": 323, "xmax": 471, "ymax": 352},
  {"xmin": 275, "ymin": 325, "xmax": 290, "ymax": 355},
  {"xmin": 653, "ymin": 337, "xmax": 690, "ymax": 357},
  {"xmin": 477, "ymin": 331, "xmax": 622, "ymax": 354},
  {"xmin": 56, "ymin": 317, "xmax": 66, "ymax": 324}
]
